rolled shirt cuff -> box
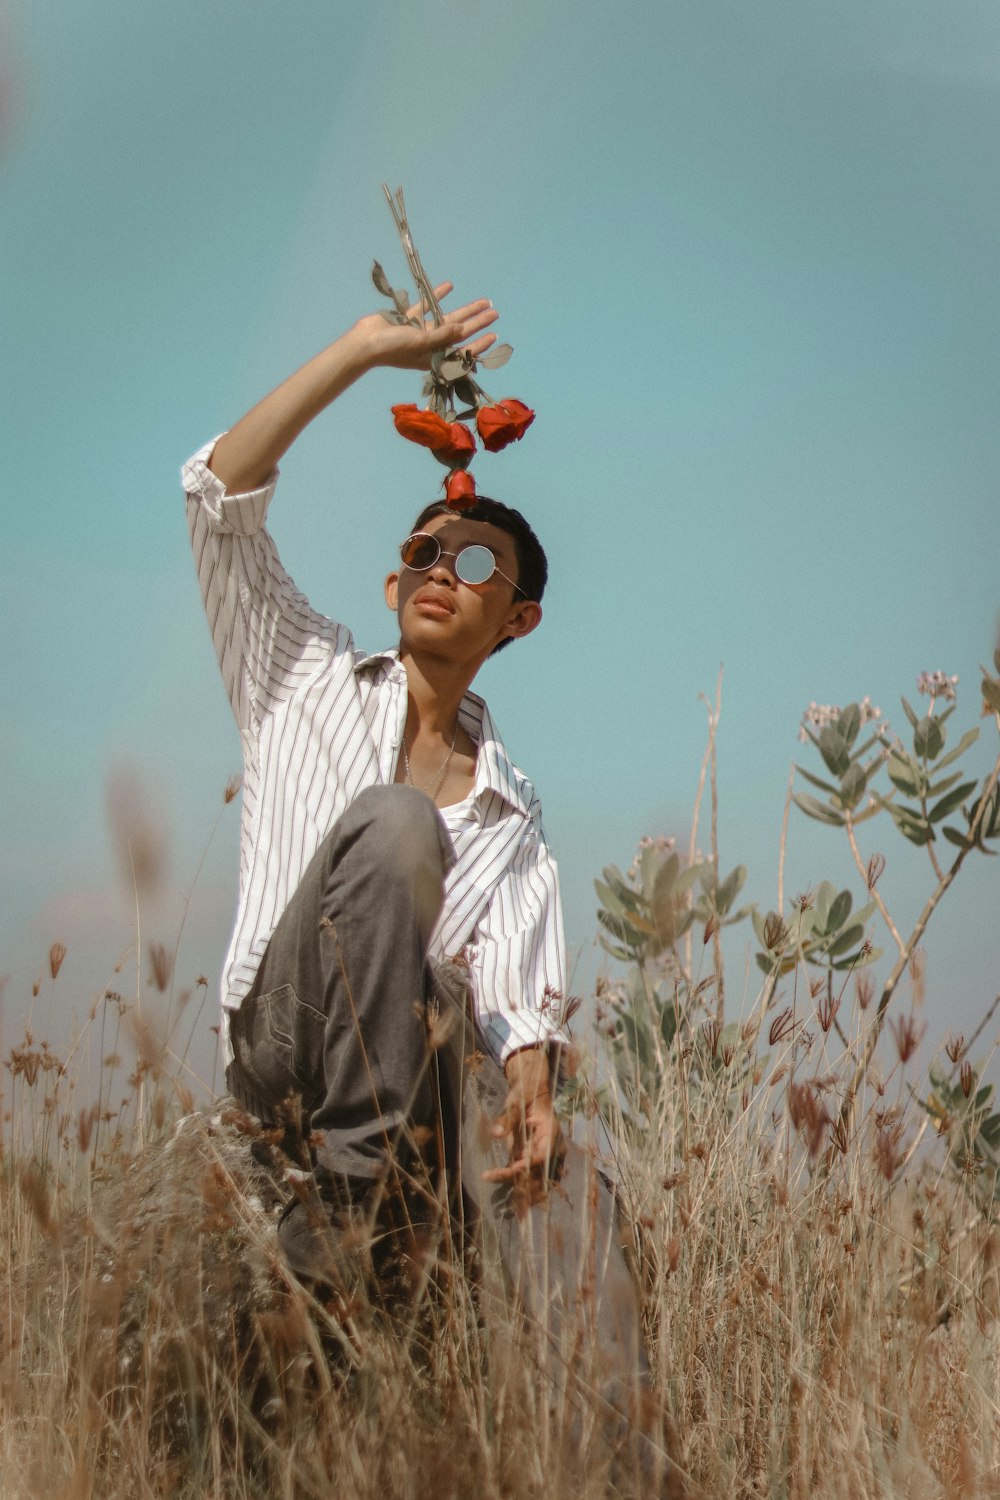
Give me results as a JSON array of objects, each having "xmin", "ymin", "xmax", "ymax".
[{"xmin": 181, "ymin": 435, "xmax": 278, "ymax": 536}]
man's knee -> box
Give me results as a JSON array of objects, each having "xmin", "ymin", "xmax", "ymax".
[
  {"xmin": 317, "ymin": 786, "xmax": 454, "ymax": 907},
  {"xmin": 340, "ymin": 784, "xmax": 451, "ymax": 873}
]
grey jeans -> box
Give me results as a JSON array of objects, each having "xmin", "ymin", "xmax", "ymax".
[{"xmin": 227, "ymin": 784, "xmax": 458, "ymax": 1182}]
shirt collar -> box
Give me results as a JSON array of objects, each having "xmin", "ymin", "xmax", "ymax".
[{"xmin": 354, "ymin": 648, "xmax": 532, "ymax": 820}]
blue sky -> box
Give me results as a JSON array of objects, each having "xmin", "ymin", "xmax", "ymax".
[{"xmin": 3, "ymin": 0, "xmax": 998, "ymax": 1089}]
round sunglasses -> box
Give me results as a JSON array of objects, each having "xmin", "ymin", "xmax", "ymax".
[{"xmin": 399, "ymin": 532, "xmax": 524, "ymax": 594}]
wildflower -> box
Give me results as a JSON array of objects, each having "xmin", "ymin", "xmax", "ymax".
[
  {"xmin": 799, "ymin": 696, "xmax": 883, "ymax": 742},
  {"xmin": 857, "ymin": 695, "xmax": 883, "ymax": 725},
  {"xmin": 799, "ymin": 702, "xmax": 841, "ymax": 742},
  {"xmin": 916, "ymin": 670, "xmax": 958, "ymax": 701}
]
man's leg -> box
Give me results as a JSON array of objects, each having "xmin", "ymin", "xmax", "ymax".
[{"xmin": 227, "ymin": 783, "xmax": 455, "ymax": 1183}]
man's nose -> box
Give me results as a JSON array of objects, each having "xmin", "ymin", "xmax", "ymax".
[{"xmin": 427, "ymin": 554, "xmax": 458, "ymax": 586}]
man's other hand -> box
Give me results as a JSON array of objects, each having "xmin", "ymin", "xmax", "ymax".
[{"xmin": 483, "ymin": 1045, "xmax": 564, "ymax": 1207}]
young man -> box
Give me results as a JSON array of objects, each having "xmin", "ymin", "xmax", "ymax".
[
  {"xmin": 182, "ymin": 285, "xmax": 573, "ymax": 1275},
  {"xmin": 181, "ymin": 287, "xmax": 678, "ymax": 1491}
]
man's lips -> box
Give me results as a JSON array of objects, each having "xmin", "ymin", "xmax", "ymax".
[{"xmin": 413, "ymin": 587, "xmax": 455, "ymax": 617}]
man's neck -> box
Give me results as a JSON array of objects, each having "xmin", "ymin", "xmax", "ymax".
[{"xmin": 399, "ymin": 649, "xmax": 481, "ymax": 736}]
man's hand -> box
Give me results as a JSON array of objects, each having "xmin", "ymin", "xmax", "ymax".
[
  {"xmin": 483, "ymin": 1045, "xmax": 564, "ymax": 1207},
  {"xmin": 353, "ymin": 280, "xmax": 499, "ymax": 372},
  {"xmin": 209, "ymin": 282, "xmax": 499, "ymax": 495}
]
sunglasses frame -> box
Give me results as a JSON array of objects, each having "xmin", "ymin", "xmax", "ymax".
[{"xmin": 399, "ymin": 532, "xmax": 524, "ymax": 596}]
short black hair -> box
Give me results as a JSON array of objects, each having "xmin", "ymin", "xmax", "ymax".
[{"xmin": 409, "ymin": 495, "xmax": 548, "ymax": 655}]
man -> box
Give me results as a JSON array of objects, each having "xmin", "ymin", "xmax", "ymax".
[{"xmin": 183, "ymin": 283, "xmax": 573, "ymax": 1278}]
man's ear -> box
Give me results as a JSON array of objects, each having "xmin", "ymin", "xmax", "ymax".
[
  {"xmin": 501, "ymin": 599, "xmax": 543, "ymax": 643},
  {"xmin": 384, "ymin": 572, "xmax": 399, "ymax": 610}
]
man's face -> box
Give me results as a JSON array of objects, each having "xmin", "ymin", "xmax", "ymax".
[{"xmin": 384, "ymin": 512, "xmax": 541, "ymax": 668}]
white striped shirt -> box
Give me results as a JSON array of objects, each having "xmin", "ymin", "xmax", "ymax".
[{"xmin": 182, "ymin": 439, "xmax": 571, "ymax": 1068}]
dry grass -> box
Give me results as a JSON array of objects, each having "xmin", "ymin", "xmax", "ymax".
[{"xmin": 2, "ymin": 978, "xmax": 999, "ymax": 1500}]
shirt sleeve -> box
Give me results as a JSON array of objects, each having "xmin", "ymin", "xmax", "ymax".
[
  {"xmin": 182, "ymin": 436, "xmax": 351, "ymax": 733},
  {"xmin": 464, "ymin": 822, "xmax": 573, "ymax": 1068}
]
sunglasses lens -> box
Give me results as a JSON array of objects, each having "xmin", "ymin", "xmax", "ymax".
[
  {"xmin": 400, "ymin": 534, "xmax": 439, "ymax": 570},
  {"xmin": 455, "ymin": 545, "xmax": 496, "ymax": 585}
]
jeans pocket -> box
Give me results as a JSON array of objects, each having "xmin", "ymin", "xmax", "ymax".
[{"xmin": 239, "ymin": 983, "xmax": 325, "ymax": 1104}]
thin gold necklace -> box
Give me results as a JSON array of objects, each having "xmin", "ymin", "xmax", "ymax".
[{"xmin": 401, "ymin": 719, "xmax": 460, "ymax": 801}]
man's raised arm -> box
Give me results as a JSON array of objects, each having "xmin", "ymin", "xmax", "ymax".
[{"xmin": 209, "ymin": 285, "xmax": 498, "ymax": 495}]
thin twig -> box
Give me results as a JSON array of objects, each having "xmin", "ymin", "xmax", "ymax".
[
  {"xmin": 844, "ymin": 814, "xmax": 906, "ymax": 959},
  {"xmin": 777, "ymin": 760, "xmax": 794, "ymax": 919},
  {"xmin": 707, "ymin": 669, "xmax": 725, "ymax": 1024}
]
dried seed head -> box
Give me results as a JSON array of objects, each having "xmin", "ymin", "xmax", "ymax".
[
  {"xmin": 763, "ymin": 913, "xmax": 788, "ymax": 952},
  {"xmin": 49, "ymin": 942, "xmax": 67, "ymax": 980},
  {"xmin": 890, "ymin": 1012, "xmax": 926, "ymax": 1065},
  {"xmin": 223, "ymin": 771, "xmax": 243, "ymax": 804},
  {"xmin": 946, "ymin": 1033, "xmax": 965, "ymax": 1065},
  {"xmin": 703, "ymin": 1019, "xmax": 721, "ymax": 1058},
  {"xmin": 106, "ymin": 765, "xmax": 168, "ymax": 897},
  {"xmin": 809, "ymin": 977, "xmax": 825, "ymax": 1000},
  {"xmin": 874, "ymin": 1115, "xmax": 906, "ymax": 1181},
  {"xmin": 426, "ymin": 1003, "xmax": 458, "ymax": 1051},
  {"xmin": 147, "ymin": 942, "xmax": 172, "ymax": 993},
  {"xmin": 125, "ymin": 1012, "xmax": 166, "ymax": 1077},
  {"xmin": 769, "ymin": 1008, "xmax": 796, "ymax": 1047},
  {"xmin": 795, "ymin": 890, "xmax": 814, "ymax": 913},
  {"xmin": 18, "ymin": 1165, "xmax": 60, "ymax": 1242},
  {"xmin": 817, "ymin": 994, "xmax": 841, "ymax": 1034},
  {"xmin": 961, "ymin": 1061, "xmax": 975, "ymax": 1099},
  {"xmin": 665, "ymin": 1237, "xmax": 681, "ymax": 1274},
  {"xmin": 740, "ymin": 1018, "xmax": 759, "ymax": 1045},
  {"xmin": 721, "ymin": 1042, "xmax": 736, "ymax": 1068},
  {"xmin": 866, "ymin": 852, "xmax": 886, "ymax": 891},
  {"xmin": 788, "ymin": 1081, "xmax": 831, "ymax": 1158},
  {"xmin": 703, "ymin": 913, "xmax": 718, "ymax": 944},
  {"xmin": 855, "ymin": 973, "xmax": 875, "ymax": 1011},
  {"xmin": 76, "ymin": 1103, "xmax": 100, "ymax": 1154}
]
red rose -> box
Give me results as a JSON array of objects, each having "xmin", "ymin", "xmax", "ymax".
[
  {"xmin": 433, "ymin": 421, "xmax": 476, "ymax": 468},
  {"xmin": 444, "ymin": 469, "xmax": 477, "ymax": 510},
  {"xmin": 391, "ymin": 403, "xmax": 454, "ymax": 450},
  {"xmin": 476, "ymin": 399, "xmax": 535, "ymax": 453}
]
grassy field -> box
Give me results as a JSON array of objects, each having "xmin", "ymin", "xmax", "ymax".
[
  {"xmin": 2, "ymin": 962, "xmax": 998, "ymax": 1500},
  {"xmin": 4, "ymin": 682, "xmax": 999, "ymax": 1497}
]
